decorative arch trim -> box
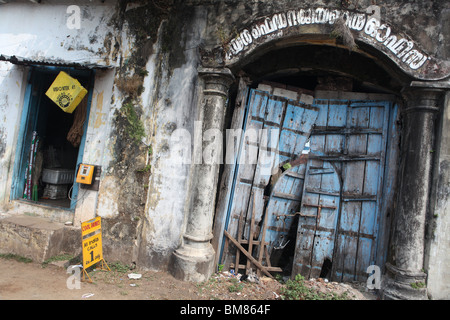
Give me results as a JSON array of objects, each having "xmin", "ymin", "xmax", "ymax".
[{"xmin": 222, "ymin": 6, "xmax": 450, "ymax": 81}]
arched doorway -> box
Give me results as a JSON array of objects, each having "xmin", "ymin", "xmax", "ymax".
[{"xmin": 213, "ymin": 42, "xmax": 402, "ymax": 283}]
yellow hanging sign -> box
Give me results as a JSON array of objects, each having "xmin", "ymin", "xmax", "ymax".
[{"xmin": 45, "ymin": 71, "xmax": 88, "ymax": 113}]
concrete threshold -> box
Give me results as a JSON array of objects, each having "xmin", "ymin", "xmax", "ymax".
[{"xmin": 0, "ymin": 214, "xmax": 81, "ymax": 263}]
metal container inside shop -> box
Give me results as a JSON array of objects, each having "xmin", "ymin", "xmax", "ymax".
[
  {"xmin": 42, "ymin": 168, "xmax": 75, "ymax": 185},
  {"xmin": 43, "ymin": 184, "xmax": 68, "ymax": 200}
]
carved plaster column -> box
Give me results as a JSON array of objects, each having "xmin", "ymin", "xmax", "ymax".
[
  {"xmin": 170, "ymin": 67, "xmax": 235, "ymax": 282},
  {"xmin": 382, "ymin": 84, "xmax": 443, "ymax": 300}
]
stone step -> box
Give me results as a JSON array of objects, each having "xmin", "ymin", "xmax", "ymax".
[{"xmin": 0, "ymin": 214, "xmax": 81, "ymax": 263}]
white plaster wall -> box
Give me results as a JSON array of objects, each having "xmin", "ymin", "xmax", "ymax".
[
  {"xmin": 73, "ymin": 68, "xmax": 117, "ymax": 226},
  {"xmin": 136, "ymin": 7, "xmax": 208, "ymax": 263},
  {"xmin": 0, "ymin": 2, "xmax": 120, "ymax": 67},
  {"xmin": 0, "ymin": 62, "xmax": 28, "ymax": 209},
  {"xmin": 142, "ymin": 57, "xmax": 197, "ymax": 254},
  {"xmin": 427, "ymin": 92, "xmax": 450, "ymax": 300}
]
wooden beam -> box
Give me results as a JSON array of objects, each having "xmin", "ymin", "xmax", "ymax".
[
  {"xmin": 230, "ymin": 263, "xmax": 282, "ymax": 273},
  {"xmin": 224, "ymin": 230, "xmax": 274, "ymax": 279},
  {"xmin": 246, "ymin": 194, "xmax": 256, "ymax": 273}
]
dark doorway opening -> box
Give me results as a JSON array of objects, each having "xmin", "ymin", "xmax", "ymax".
[{"xmin": 12, "ymin": 67, "xmax": 93, "ymax": 209}]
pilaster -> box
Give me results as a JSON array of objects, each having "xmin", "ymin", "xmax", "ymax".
[
  {"xmin": 381, "ymin": 84, "xmax": 443, "ymax": 299},
  {"xmin": 170, "ymin": 67, "xmax": 234, "ymax": 282}
]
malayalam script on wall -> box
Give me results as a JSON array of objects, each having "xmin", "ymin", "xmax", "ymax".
[{"xmin": 225, "ymin": 7, "xmax": 430, "ymax": 72}]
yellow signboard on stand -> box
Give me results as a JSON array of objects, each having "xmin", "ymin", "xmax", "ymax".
[
  {"xmin": 81, "ymin": 216, "xmax": 102, "ymax": 237},
  {"xmin": 80, "ymin": 217, "xmax": 110, "ymax": 282},
  {"xmin": 82, "ymin": 232, "xmax": 102, "ymax": 269}
]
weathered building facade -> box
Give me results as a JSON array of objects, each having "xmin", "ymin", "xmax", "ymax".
[{"xmin": 0, "ymin": 0, "xmax": 449, "ymax": 300}]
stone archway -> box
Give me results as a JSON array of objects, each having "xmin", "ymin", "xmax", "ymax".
[{"xmin": 171, "ymin": 5, "xmax": 450, "ymax": 301}]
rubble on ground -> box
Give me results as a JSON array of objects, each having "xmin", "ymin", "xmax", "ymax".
[{"xmin": 196, "ymin": 270, "xmax": 377, "ymax": 300}]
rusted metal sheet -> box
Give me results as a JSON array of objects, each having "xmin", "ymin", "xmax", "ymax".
[{"xmin": 0, "ymin": 54, "xmax": 112, "ymax": 69}]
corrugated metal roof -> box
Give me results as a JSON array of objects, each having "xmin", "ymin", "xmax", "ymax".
[{"xmin": 0, "ymin": 54, "xmax": 112, "ymax": 69}]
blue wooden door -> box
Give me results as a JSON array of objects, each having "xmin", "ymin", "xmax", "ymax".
[
  {"xmin": 10, "ymin": 69, "xmax": 42, "ymax": 200},
  {"xmin": 222, "ymin": 88, "xmax": 319, "ymax": 270},
  {"xmin": 263, "ymin": 160, "xmax": 308, "ymax": 264},
  {"xmin": 293, "ymin": 160, "xmax": 341, "ymax": 279},
  {"xmin": 292, "ymin": 98, "xmax": 391, "ymax": 282}
]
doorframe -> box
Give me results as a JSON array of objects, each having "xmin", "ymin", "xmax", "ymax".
[
  {"xmin": 212, "ymin": 77, "xmax": 251, "ymax": 267},
  {"xmin": 10, "ymin": 65, "xmax": 96, "ymax": 211}
]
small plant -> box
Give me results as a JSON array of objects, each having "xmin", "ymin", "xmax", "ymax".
[
  {"xmin": 228, "ymin": 278, "xmax": 244, "ymax": 293},
  {"xmin": 217, "ymin": 264, "xmax": 224, "ymax": 273},
  {"xmin": 137, "ymin": 68, "xmax": 149, "ymax": 77},
  {"xmin": 275, "ymin": 273, "xmax": 284, "ymax": 282},
  {"xmin": 108, "ymin": 261, "xmax": 130, "ymax": 273},
  {"xmin": 42, "ymin": 254, "xmax": 73, "ymax": 268},
  {"xmin": 196, "ymin": 275, "xmax": 221, "ymax": 298},
  {"xmin": 410, "ymin": 281, "xmax": 426, "ymax": 290},
  {"xmin": 0, "ymin": 253, "xmax": 33, "ymax": 263},
  {"xmin": 147, "ymin": 145, "xmax": 153, "ymax": 156},
  {"xmin": 280, "ymin": 274, "xmax": 350, "ymax": 300},
  {"xmin": 116, "ymin": 74, "xmax": 144, "ymax": 98},
  {"xmin": 137, "ymin": 164, "xmax": 151, "ymax": 173},
  {"xmin": 121, "ymin": 102, "xmax": 145, "ymax": 144},
  {"xmin": 216, "ymin": 26, "xmax": 230, "ymax": 47}
]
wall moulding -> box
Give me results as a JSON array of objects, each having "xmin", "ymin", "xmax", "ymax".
[{"xmin": 221, "ymin": 6, "xmax": 450, "ymax": 81}]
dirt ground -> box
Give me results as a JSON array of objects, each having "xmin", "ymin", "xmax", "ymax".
[{"xmin": 0, "ymin": 256, "xmax": 378, "ymax": 301}]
